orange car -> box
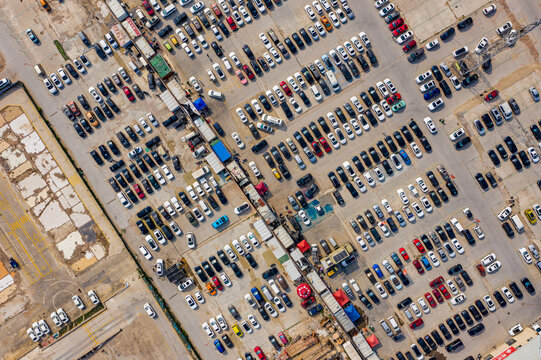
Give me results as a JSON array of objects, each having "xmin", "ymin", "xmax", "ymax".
[
  {"xmin": 321, "ymin": 16, "xmax": 333, "ymax": 31},
  {"xmin": 86, "ymin": 112, "xmax": 99, "ymax": 127},
  {"xmin": 206, "ymin": 282, "xmax": 217, "ymax": 295}
]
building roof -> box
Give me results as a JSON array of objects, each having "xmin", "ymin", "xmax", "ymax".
[{"xmin": 333, "ymin": 289, "xmax": 350, "ymax": 307}]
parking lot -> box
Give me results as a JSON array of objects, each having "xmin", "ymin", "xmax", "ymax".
[{"xmin": 2, "ymin": 0, "xmax": 541, "ymax": 359}]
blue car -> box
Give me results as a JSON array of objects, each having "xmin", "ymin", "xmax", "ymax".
[
  {"xmin": 26, "ymin": 29, "xmax": 39, "ymax": 44},
  {"xmin": 214, "ymin": 339, "xmax": 225, "ymax": 353},
  {"xmin": 212, "ymin": 215, "xmax": 229, "ymax": 229},
  {"xmin": 424, "ymin": 88, "xmax": 441, "ymax": 101},
  {"xmin": 251, "ymin": 287, "xmax": 263, "ymax": 302},
  {"xmin": 399, "ymin": 150, "xmax": 411, "ymax": 165},
  {"xmin": 321, "ymin": 54, "xmax": 334, "ymax": 69},
  {"xmin": 308, "ymin": 304, "xmax": 323, "ymax": 315},
  {"xmin": 420, "ymin": 256, "xmax": 432, "ymax": 270},
  {"xmin": 390, "ymin": 252, "xmax": 403, "ymax": 268},
  {"xmin": 372, "ymin": 264, "xmax": 384, "ymax": 278}
]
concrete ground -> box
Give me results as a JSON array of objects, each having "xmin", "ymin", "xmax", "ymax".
[{"xmin": 1, "ymin": 0, "xmax": 541, "ymax": 359}]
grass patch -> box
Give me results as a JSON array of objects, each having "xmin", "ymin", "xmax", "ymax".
[
  {"xmin": 54, "ymin": 40, "xmax": 69, "ymax": 60},
  {"xmin": 57, "ymin": 303, "xmax": 104, "ymax": 337}
]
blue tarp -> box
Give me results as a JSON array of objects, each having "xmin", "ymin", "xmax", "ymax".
[
  {"xmin": 193, "ymin": 98, "xmax": 207, "ymax": 111},
  {"xmin": 344, "ymin": 304, "xmax": 362, "ymax": 323},
  {"xmin": 211, "ymin": 141, "xmax": 231, "ymax": 162}
]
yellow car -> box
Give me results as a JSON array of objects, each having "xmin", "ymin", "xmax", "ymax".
[
  {"xmin": 205, "ymin": 282, "xmax": 216, "ymax": 296},
  {"xmin": 321, "ymin": 16, "xmax": 333, "ymax": 31},
  {"xmin": 163, "ymin": 40, "xmax": 173, "ymax": 52},
  {"xmin": 169, "ymin": 34, "xmax": 179, "ymax": 46},
  {"xmin": 524, "ymin": 209, "xmax": 537, "ymax": 224},
  {"xmin": 232, "ymin": 324, "xmax": 243, "ymax": 337},
  {"xmin": 272, "ymin": 168, "xmax": 281, "ymax": 180},
  {"xmin": 86, "ymin": 112, "xmax": 99, "ymax": 127}
]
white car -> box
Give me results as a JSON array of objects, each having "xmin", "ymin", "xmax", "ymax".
[
  {"xmin": 450, "ymin": 76, "xmax": 462, "ymax": 90},
  {"xmin": 88, "ymin": 87, "xmax": 103, "ymax": 102},
  {"xmin": 186, "ymin": 295, "xmax": 198, "ymax": 309},
  {"xmin": 410, "ymin": 303, "xmax": 422, "ymax": 317},
  {"xmin": 486, "ymin": 260, "xmax": 501, "ymax": 273},
  {"xmin": 427, "ymin": 251, "xmax": 440, "ymax": 267},
  {"xmin": 258, "ymin": 33, "xmax": 272, "ymax": 49},
  {"xmin": 418, "ymin": 298, "xmax": 430, "ymax": 313},
  {"xmin": 425, "ymin": 39, "xmax": 439, "ymax": 50},
  {"xmin": 452, "ymin": 46, "xmax": 469, "ymax": 58},
  {"xmin": 58, "ymin": 68, "xmax": 72, "ymax": 84},
  {"xmin": 298, "ymin": 210, "xmax": 311, "ymax": 225},
  {"xmin": 351, "ymin": 37, "xmax": 364, "ymax": 53},
  {"xmin": 88, "ymin": 290, "xmax": 100, "ymax": 305},
  {"xmin": 475, "ymin": 37, "xmax": 489, "ymax": 54},
  {"xmin": 501, "ymin": 287, "xmax": 515, "ymax": 303},
  {"xmin": 229, "ymin": 52, "xmax": 241, "ymax": 67},
  {"xmin": 379, "ymin": 3, "xmax": 395, "ymax": 17},
  {"xmin": 231, "ymin": 132, "xmax": 245, "ymax": 149},
  {"xmin": 420, "ymin": 197, "xmax": 432, "ymax": 212},
  {"xmin": 416, "ymin": 71, "xmax": 432, "ymax": 84},
  {"xmin": 446, "ymin": 280, "xmax": 458, "ymax": 294},
  {"xmin": 373, "ymin": 166, "xmax": 385, "ymax": 181},
  {"xmin": 473, "ymin": 225, "xmax": 485, "ymax": 239},
  {"xmin": 397, "ymin": 189, "xmax": 409, "ymax": 205},
  {"xmin": 428, "ymin": 97, "xmax": 444, "ymax": 111},
  {"xmin": 407, "ymin": 184, "xmax": 418, "ymax": 197},
  {"xmin": 178, "ymin": 278, "xmax": 194, "ymax": 291},
  {"xmin": 497, "ymin": 207, "xmax": 512, "ymax": 220},
  {"xmin": 415, "ymin": 178, "xmax": 428, "ymax": 193},
  {"xmin": 481, "ymin": 253, "xmax": 497, "ymax": 266},
  {"xmin": 357, "ymin": 236, "xmax": 368, "ymax": 251},
  {"xmin": 518, "ymin": 247, "xmax": 532, "ymax": 264},
  {"xmin": 483, "ymin": 4, "xmax": 496, "ymax": 16},
  {"xmin": 202, "ymin": 322, "xmax": 215, "ymax": 337},
  {"xmin": 72, "ymin": 295, "xmax": 85, "ymax": 310},
  {"xmin": 376, "ymin": 81, "xmax": 389, "ymax": 98},
  {"xmin": 232, "ymin": 239, "xmax": 245, "ymax": 256},
  {"xmin": 216, "ymin": 314, "xmax": 228, "ymax": 330},
  {"xmin": 304, "ymin": 5, "xmax": 316, "ymax": 19},
  {"xmin": 381, "ymin": 199, "xmax": 393, "ymax": 213},
  {"xmin": 483, "ymin": 295, "xmax": 496, "ymax": 312},
  {"xmin": 383, "ymin": 78, "xmax": 397, "ymax": 94},
  {"xmin": 220, "ymin": 272, "xmax": 232, "ymax": 287},
  {"xmin": 43, "ymin": 78, "xmax": 58, "ymax": 94},
  {"xmin": 50, "ymin": 312, "xmax": 62, "ymax": 327},
  {"xmin": 411, "ymin": 202, "xmax": 424, "ymax": 218},
  {"xmin": 189, "ymin": 76, "xmax": 202, "ymax": 92},
  {"xmin": 139, "ymin": 245, "xmax": 152, "ymax": 260},
  {"xmin": 372, "ymin": 104, "xmax": 385, "ymax": 121},
  {"xmin": 449, "ymin": 127, "xmax": 465, "ymax": 141},
  {"xmin": 528, "ymin": 147, "xmax": 539, "ymax": 163},
  {"xmin": 396, "ymin": 30, "xmax": 413, "ymax": 44},
  {"xmin": 27, "ymin": 328, "xmax": 39, "ymax": 342},
  {"xmin": 350, "ymin": 118, "xmax": 363, "ymax": 135},
  {"xmin": 374, "ymin": 282, "xmax": 388, "ymax": 298},
  {"xmin": 423, "ymin": 117, "xmax": 437, "ymax": 133},
  {"xmin": 410, "ymin": 142, "xmax": 422, "ymax": 158},
  {"xmin": 451, "ymin": 293, "xmax": 466, "ymax": 305},
  {"xmin": 451, "ymin": 238, "xmax": 464, "ymax": 254},
  {"xmin": 378, "ymin": 222, "xmax": 390, "ymax": 237},
  {"xmin": 363, "ymin": 171, "xmax": 376, "ymax": 187},
  {"xmin": 420, "ymin": 80, "xmax": 436, "ymax": 93},
  {"xmin": 327, "ymin": 133, "xmax": 340, "ymax": 149},
  {"xmin": 222, "ymin": 245, "xmax": 237, "ymax": 261},
  {"xmin": 209, "ymin": 317, "xmax": 220, "ymax": 333},
  {"xmin": 264, "ymin": 302, "xmax": 278, "ymax": 317},
  {"xmin": 312, "ymin": 0, "xmax": 323, "ymax": 14},
  {"xmin": 509, "ymin": 324, "xmax": 523, "ymax": 336},
  {"xmin": 182, "ymin": 42, "xmax": 194, "ymax": 57},
  {"xmin": 50, "ymin": 73, "xmax": 64, "ymax": 89},
  {"xmin": 194, "ymin": 290, "xmax": 205, "ymax": 303},
  {"xmin": 359, "ymin": 32, "xmax": 371, "ymax": 47}
]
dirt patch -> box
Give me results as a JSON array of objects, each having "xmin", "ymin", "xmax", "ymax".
[{"xmin": 0, "ymin": 106, "xmax": 23, "ymax": 122}]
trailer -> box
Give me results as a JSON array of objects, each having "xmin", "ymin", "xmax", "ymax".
[
  {"xmin": 106, "ymin": 0, "xmax": 128, "ymax": 21},
  {"xmin": 111, "ymin": 24, "xmax": 132, "ymax": 48},
  {"xmin": 159, "ymin": 90, "xmax": 181, "ymax": 112},
  {"xmin": 135, "ymin": 37, "xmax": 155, "ymax": 58}
]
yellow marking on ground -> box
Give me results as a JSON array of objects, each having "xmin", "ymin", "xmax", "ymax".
[
  {"xmin": 68, "ymin": 174, "xmax": 81, "ymax": 186},
  {"xmin": 82, "ymin": 324, "xmax": 99, "ymax": 345}
]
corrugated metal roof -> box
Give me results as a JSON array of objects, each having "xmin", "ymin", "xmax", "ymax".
[
  {"xmin": 266, "ymin": 237, "xmax": 288, "ymax": 260},
  {"xmin": 306, "ymin": 271, "xmax": 328, "ymax": 294},
  {"xmin": 134, "ymin": 37, "xmax": 155, "ymax": 58},
  {"xmin": 342, "ymin": 342, "xmax": 363, "ymax": 360},
  {"xmin": 282, "ymin": 259, "xmax": 302, "ymax": 283},
  {"xmin": 167, "ymin": 79, "xmax": 188, "ymax": 103},
  {"xmin": 243, "ymin": 184, "xmax": 276, "ymax": 224},
  {"xmin": 111, "ymin": 24, "xmax": 132, "ymax": 48},
  {"xmin": 203, "ymin": 152, "xmax": 225, "ymax": 174},
  {"xmin": 352, "ymin": 334, "xmax": 375, "ymax": 358},
  {"xmin": 321, "ymin": 289, "xmax": 342, "ymax": 314},
  {"xmin": 193, "ymin": 118, "xmax": 217, "ymax": 142},
  {"xmin": 106, "ymin": 0, "xmax": 128, "ymax": 21},
  {"xmin": 159, "ymin": 90, "xmax": 181, "ymax": 112},
  {"xmin": 253, "ymin": 219, "xmax": 273, "ymax": 241},
  {"xmin": 121, "ymin": 18, "xmax": 141, "ymax": 38},
  {"xmin": 274, "ymin": 226, "xmax": 294, "ymax": 248},
  {"xmin": 334, "ymin": 309, "xmax": 355, "ymax": 332}
]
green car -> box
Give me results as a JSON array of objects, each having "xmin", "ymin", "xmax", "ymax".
[
  {"xmin": 163, "ymin": 40, "xmax": 172, "ymax": 52},
  {"xmin": 185, "ymin": 211, "xmax": 198, "ymax": 226},
  {"xmin": 392, "ymin": 100, "xmax": 406, "ymax": 112},
  {"xmin": 148, "ymin": 174, "xmax": 160, "ymax": 190}
]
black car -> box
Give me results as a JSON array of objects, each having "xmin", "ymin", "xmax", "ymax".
[
  {"xmin": 446, "ymin": 318, "xmax": 459, "ymax": 335},
  {"xmin": 445, "ymin": 338, "xmax": 463, "ymax": 353},
  {"xmin": 431, "ymin": 330, "xmax": 444, "ymax": 346},
  {"xmin": 455, "ymin": 136, "xmax": 471, "ymax": 149},
  {"xmin": 502, "ymin": 222, "xmax": 515, "ymax": 237},
  {"xmin": 345, "ymin": 182, "xmax": 358, "ymax": 197},
  {"xmin": 401, "ymin": 126, "xmax": 414, "ymax": 142},
  {"xmin": 356, "ymin": 54, "xmax": 370, "ymax": 71},
  {"xmin": 440, "ymin": 80, "xmax": 452, "ymax": 96},
  {"xmin": 446, "ymin": 180, "xmax": 458, "ymax": 196},
  {"xmin": 211, "ymin": 41, "xmax": 223, "ymax": 57},
  {"xmin": 462, "ymin": 73, "xmax": 478, "ymax": 87},
  {"xmin": 475, "ymin": 173, "xmax": 489, "ymax": 190},
  {"xmin": 368, "ymin": 147, "xmax": 380, "ymax": 164},
  {"xmin": 336, "ymin": 166, "xmax": 348, "ymax": 182},
  {"xmin": 467, "ymin": 323, "xmax": 485, "ymax": 336},
  {"xmin": 493, "ymin": 290, "xmax": 507, "ymax": 307},
  {"xmin": 284, "ymin": 37, "xmax": 297, "ymax": 54},
  {"xmin": 333, "ymin": 190, "xmax": 344, "ymax": 205},
  {"xmin": 301, "ymin": 67, "xmax": 315, "ymax": 84},
  {"xmin": 461, "ymin": 270, "xmax": 473, "ymax": 286},
  {"xmin": 481, "ymin": 113, "xmax": 495, "ymax": 129},
  {"xmin": 194, "ymin": 266, "xmax": 208, "ymax": 282},
  {"xmin": 453, "ymin": 314, "xmax": 466, "ymax": 330},
  {"xmin": 368, "ymin": 87, "xmax": 380, "ymax": 102},
  {"xmin": 440, "ymin": 27, "xmax": 455, "ymax": 40},
  {"xmin": 503, "ymin": 136, "xmax": 518, "ymax": 153},
  {"xmin": 419, "ymin": 136, "xmax": 432, "ymax": 152},
  {"xmin": 360, "ymin": 91, "xmax": 372, "ymax": 107},
  {"xmin": 518, "ymin": 150, "xmax": 531, "ymax": 167},
  {"xmin": 485, "ymin": 172, "xmax": 497, "ymax": 187},
  {"xmin": 407, "ymin": 48, "xmax": 424, "ymax": 63},
  {"xmin": 393, "ymin": 131, "xmax": 406, "ymax": 147},
  {"xmin": 258, "ymin": 306, "xmax": 269, "ymax": 321},
  {"xmin": 457, "ymin": 17, "xmax": 473, "ymax": 29},
  {"xmin": 510, "ymin": 281, "xmax": 523, "ymax": 299},
  {"xmin": 291, "ymin": 32, "xmax": 305, "ymax": 48},
  {"xmin": 230, "ymin": 262, "xmax": 242, "ymax": 278},
  {"xmin": 521, "ymin": 277, "xmax": 535, "ymax": 294},
  {"xmin": 366, "ymin": 49, "xmax": 377, "ymax": 65},
  {"xmin": 510, "ymin": 154, "xmax": 522, "ymax": 170},
  {"xmin": 468, "ymin": 305, "xmax": 482, "ymax": 321},
  {"xmin": 508, "ymin": 98, "xmax": 520, "ymax": 114},
  {"xmin": 439, "ymin": 323, "xmax": 452, "ymax": 340}
]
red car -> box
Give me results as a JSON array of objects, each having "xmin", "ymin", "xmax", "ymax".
[
  {"xmin": 226, "ymin": 16, "xmax": 237, "ymax": 31},
  {"xmin": 476, "ymin": 264, "xmax": 486, "ymax": 276},
  {"xmin": 312, "ymin": 141, "xmax": 323, "ymax": 157},
  {"xmin": 485, "ymin": 90, "xmax": 499, "ymax": 102},
  {"xmin": 301, "ymin": 296, "xmax": 315, "ymax": 309},
  {"xmin": 212, "ymin": 276, "xmax": 224, "ymax": 291},
  {"xmin": 123, "ymin": 86, "xmax": 135, "ymax": 102},
  {"xmin": 413, "ymin": 239, "xmax": 426, "ymax": 254},
  {"xmin": 211, "ymin": 3, "xmax": 222, "ymax": 17},
  {"xmin": 254, "ymin": 346, "xmax": 267, "ymax": 360},
  {"xmin": 398, "ymin": 247, "xmax": 409, "ymax": 260},
  {"xmin": 389, "ymin": 18, "xmax": 404, "ymax": 30},
  {"xmin": 279, "ymin": 81, "xmax": 292, "ymax": 96},
  {"xmin": 68, "ymin": 101, "xmax": 81, "ymax": 117},
  {"xmin": 438, "ymin": 284, "xmax": 451, "ymax": 299},
  {"xmin": 242, "ymin": 65, "xmax": 255, "ymax": 80},
  {"xmin": 402, "ymin": 40, "xmax": 417, "ymax": 53},
  {"xmin": 413, "ymin": 259, "xmax": 424, "ymax": 274},
  {"xmin": 278, "ymin": 332, "xmax": 289, "ymax": 345},
  {"xmin": 142, "ymin": 0, "xmax": 154, "ymax": 15},
  {"xmin": 424, "ymin": 292, "xmax": 437, "ymax": 307},
  {"xmin": 386, "ymin": 93, "xmax": 402, "ymax": 105},
  {"xmin": 133, "ymin": 184, "xmax": 145, "ymax": 199},
  {"xmin": 429, "ymin": 276, "xmax": 444, "ymax": 288},
  {"xmin": 392, "ymin": 25, "xmax": 409, "ymax": 37},
  {"xmin": 319, "ymin": 137, "xmax": 332, "ymax": 153},
  {"xmin": 409, "ymin": 318, "xmax": 424, "ymax": 329},
  {"xmin": 432, "ymin": 288, "xmax": 444, "ymax": 303}
]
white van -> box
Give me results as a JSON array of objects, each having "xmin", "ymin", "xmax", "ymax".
[
  {"xmin": 311, "ymin": 85, "xmax": 323, "ymax": 101},
  {"xmin": 450, "ymin": 218, "xmax": 463, "ymax": 233},
  {"xmin": 328, "ymin": 237, "xmax": 338, "ymax": 249},
  {"xmin": 198, "ymin": 200, "xmax": 211, "ymax": 216},
  {"xmin": 294, "ymin": 155, "xmax": 305, "ymax": 169},
  {"xmin": 261, "ymin": 114, "xmax": 283, "ymax": 127},
  {"xmin": 379, "ymin": 319, "xmax": 393, "ymax": 336},
  {"xmin": 221, "ymin": 57, "xmax": 232, "ymax": 71},
  {"xmin": 161, "ymin": 4, "xmax": 177, "ymax": 17},
  {"xmin": 208, "ymin": 90, "xmax": 223, "ymax": 99},
  {"xmin": 34, "ymin": 64, "xmax": 45, "ymax": 76},
  {"xmin": 326, "ymin": 71, "xmax": 340, "ymax": 92},
  {"xmin": 128, "ymin": 61, "xmax": 140, "ymax": 75},
  {"xmin": 498, "ymin": 102, "xmax": 513, "ymax": 120},
  {"xmin": 510, "ymin": 214, "xmax": 524, "ymax": 232},
  {"xmin": 149, "ymin": 0, "xmax": 160, "ymax": 12},
  {"xmin": 388, "ymin": 316, "xmax": 400, "ymax": 332},
  {"xmin": 260, "ymin": 285, "xmax": 273, "ymax": 301}
]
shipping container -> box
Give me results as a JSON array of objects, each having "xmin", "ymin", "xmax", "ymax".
[
  {"xmin": 121, "ymin": 18, "xmax": 141, "ymax": 39},
  {"xmin": 159, "ymin": 90, "xmax": 181, "ymax": 112},
  {"xmin": 281, "ymin": 259, "xmax": 302, "ymax": 282},
  {"xmin": 135, "ymin": 37, "xmax": 155, "ymax": 58},
  {"xmin": 111, "ymin": 24, "xmax": 132, "ymax": 48},
  {"xmin": 106, "ymin": 0, "xmax": 128, "ymax": 21},
  {"xmin": 342, "ymin": 342, "xmax": 363, "ymax": 360},
  {"xmin": 253, "ymin": 219, "xmax": 273, "ymax": 241},
  {"xmin": 321, "ymin": 289, "xmax": 342, "ymax": 314},
  {"xmin": 352, "ymin": 334, "xmax": 376, "ymax": 358},
  {"xmin": 334, "ymin": 309, "xmax": 355, "ymax": 332},
  {"xmin": 306, "ymin": 271, "xmax": 328, "ymax": 294},
  {"xmin": 194, "ymin": 117, "xmax": 217, "ymax": 142},
  {"xmin": 274, "ymin": 225, "xmax": 294, "ymax": 248}
]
